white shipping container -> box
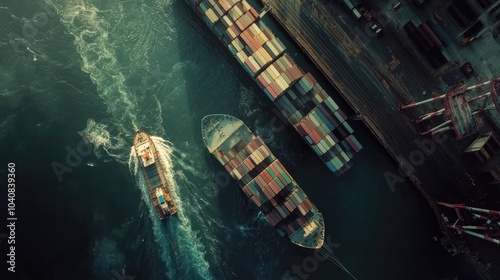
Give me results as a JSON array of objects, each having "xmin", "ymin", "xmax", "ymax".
[
  {"xmin": 281, "ymin": 55, "xmax": 292, "ymax": 68},
  {"xmin": 249, "ymin": 23, "xmax": 260, "ymax": 36},
  {"xmin": 325, "ymin": 135, "xmax": 336, "ymax": 147},
  {"xmin": 242, "ymin": 1, "xmax": 251, "ymax": 11},
  {"xmin": 266, "ymin": 65, "xmax": 277, "ymax": 80},
  {"xmin": 309, "ymin": 113, "xmax": 320, "ymax": 127},
  {"xmin": 261, "ymin": 71, "xmax": 273, "ymax": 85},
  {"xmin": 259, "ymin": 48, "xmax": 272, "ymax": 62},
  {"xmin": 222, "ymin": 15, "xmax": 232, "ymax": 27},
  {"xmin": 232, "ymin": 40, "xmax": 242, "ymax": 52},
  {"xmin": 254, "ymin": 50, "xmax": 264, "ymax": 66},
  {"xmin": 276, "ymin": 75, "xmax": 288, "ymax": 90},
  {"xmin": 232, "ymin": 168, "xmax": 242, "ymax": 180},
  {"xmin": 269, "ymin": 65, "xmax": 281, "ymax": 80},
  {"xmin": 206, "ymin": 9, "xmax": 219, "ymax": 24},
  {"xmin": 231, "ymin": 6, "xmax": 242, "ymax": 19},
  {"xmin": 213, "ymin": 5, "xmax": 225, "ymax": 18},
  {"xmin": 236, "ymin": 51, "xmax": 247, "ymax": 64},
  {"xmin": 281, "ymin": 71, "xmax": 292, "ymax": 84},
  {"xmin": 313, "ymin": 92, "xmax": 322, "ymax": 104},
  {"xmin": 248, "ymin": 56, "xmax": 259, "ymax": 70}
]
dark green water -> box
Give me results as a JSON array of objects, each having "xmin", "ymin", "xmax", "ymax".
[{"xmin": 0, "ymin": 0, "xmax": 481, "ymax": 279}]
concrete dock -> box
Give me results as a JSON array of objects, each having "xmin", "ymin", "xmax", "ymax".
[{"xmin": 262, "ymin": 0, "xmax": 498, "ymax": 278}]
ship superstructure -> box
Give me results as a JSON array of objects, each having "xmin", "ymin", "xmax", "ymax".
[{"xmin": 202, "ymin": 114, "xmax": 324, "ymax": 248}]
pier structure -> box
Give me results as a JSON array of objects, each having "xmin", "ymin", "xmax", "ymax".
[
  {"xmin": 463, "ymin": 132, "xmax": 500, "ymax": 184},
  {"xmin": 438, "ymin": 202, "xmax": 500, "ymax": 245},
  {"xmin": 399, "ymin": 78, "xmax": 500, "ymax": 138}
]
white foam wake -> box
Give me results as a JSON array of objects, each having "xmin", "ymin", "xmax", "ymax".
[
  {"xmin": 130, "ymin": 137, "xmax": 213, "ymax": 280},
  {"xmin": 79, "ymin": 118, "xmax": 127, "ymax": 162},
  {"xmin": 45, "ymin": 0, "xmax": 140, "ymax": 134}
]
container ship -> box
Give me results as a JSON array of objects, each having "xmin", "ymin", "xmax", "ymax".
[
  {"xmin": 202, "ymin": 114, "xmax": 325, "ymax": 248},
  {"xmin": 133, "ymin": 130, "xmax": 177, "ymax": 220},
  {"xmin": 185, "ymin": 0, "xmax": 362, "ymax": 175}
]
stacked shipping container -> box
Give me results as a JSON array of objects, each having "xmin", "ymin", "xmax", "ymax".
[
  {"xmin": 203, "ymin": 114, "xmax": 323, "ymax": 246},
  {"xmin": 188, "ymin": 0, "xmax": 362, "ymax": 175}
]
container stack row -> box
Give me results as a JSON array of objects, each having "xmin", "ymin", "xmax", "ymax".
[
  {"xmin": 255, "ymin": 54, "xmax": 304, "ymax": 100},
  {"xmin": 293, "ymin": 97, "xmax": 362, "ymax": 174},
  {"xmin": 190, "ymin": 0, "xmax": 362, "ymax": 175},
  {"xmin": 215, "ymin": 133, "xmax": 320, "ymax": 238},
  {"xmin": 274, "ymin": 73, "xmax": 328, "ymax": 125}
]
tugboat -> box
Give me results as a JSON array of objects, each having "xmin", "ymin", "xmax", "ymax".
[{"xmin": 133, "ymin": 130, "xmax": 176, "ymax": 220}]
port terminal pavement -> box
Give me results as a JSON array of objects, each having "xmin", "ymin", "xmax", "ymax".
[{"xmin": 261, "ymin": 0, "xmax": 499, "ymax": 278}]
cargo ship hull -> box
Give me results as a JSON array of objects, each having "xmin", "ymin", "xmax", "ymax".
[
  {"xmin": 133, "ymin": 130, "xmax": 177, "ymax": 220},
  {"xmin": 202, "ymin": 114, "xmax": 324, "ymax": 249}
]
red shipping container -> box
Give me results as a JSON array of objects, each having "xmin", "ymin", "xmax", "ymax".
[
  {"xmin": 346, "ymin": 136, "xmax": 360, "ymax": 152},
  {"xmin": 269, "ymin": 197, "xmax": 278, "ymax": 207},
  {"xmin": 304, "ymin": 198, "xmax": 313, "ymax": 210},
  {"xmin": 269, "ymin": 180, "xmax": 281, "ymax": 194},
  {"xmin": 245, "ymin": 59, "xmax": 258, "ymax": 73},
  {"xmin": 254, "ymin": 176, "xmax": 265, "ymax": 188},
  {"xmin": 235, "ymin": 17, "xmax": 245, "ymax": 31},
  {"xmin": 305, "ymin": 72, "xmax": 317, "ymax": 84},
  {"xmin": 262, "ymin": 170, "xmax": 272, "ymax": 183},
  {"xmin": 290, "ymin": 195, "xmax": 300, "ymax": 207},
  {"xmin": 250, "ymin": 7, "xmax": 259, "ymax": 18},
  {"xmin": 245, "ymin": 158, "xmax": 255, "ymax": 169},
  {"xmin": 265, "ymin": 214, "xmax": 275, "ymax": 226},
  {"xmin": 303, "ymin": 123, "xmax": 312, "ymax": 134},
  {"xmin": 270, "ymin": 82, "xmax": 282, "ymax": 98},
  {"xmin": 250, "ymin": 194, "xmax": 262, "ymax": 207},
  {"xmin": 240, "ymin": 31, "xmax": 252, "ymax": 46},
  {"xmin": 272, "ymin": 211, "xmax": 282, "ymax": 224},
  {"xmin": 224, "ymin": 163, "xmax": 232, "ymax": 173},
  {"xmin": 309, "ymin": 131, "xmax": 321, "ymax": 144},
  {"xmin": 255, "ymin": 75, "xmax": 266, "ymax": 89},
  {"xmin": 242, "ymin": 184, "xmax": 253, "ymax": 197}
]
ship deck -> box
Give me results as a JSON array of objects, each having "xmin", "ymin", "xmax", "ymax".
[
  {"xmin": 133, "ymin": 130, "xmax": 177, "ymax": 219},
  {"xmin": 289, "ymin": 213, "xmax": 325, "ymax": 249},
  {"xmin": 202, "ymin": 114, "xmax": 250, "ymax": 153},
  {"xmin": 201, "ymin": 114, "xmax": 325, "ymax": 249}
]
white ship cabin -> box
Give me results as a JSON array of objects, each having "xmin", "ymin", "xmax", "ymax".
[{"xmin": 137, "ymin": 142, "xmax": 155, "ymax": 167}]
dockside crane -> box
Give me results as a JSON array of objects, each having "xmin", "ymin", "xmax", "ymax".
[
  {"xmin": 437, "ymin": 201, "xmax": 500, "ymax": 245},
  {"xmin": 399, "ymin": 77, "xmax": 500, "ymax": 138}
]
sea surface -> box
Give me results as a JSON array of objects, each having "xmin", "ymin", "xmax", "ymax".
[{"xmin": 0, "ymin": 0, "xmax": 482, "ymax": 279}]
